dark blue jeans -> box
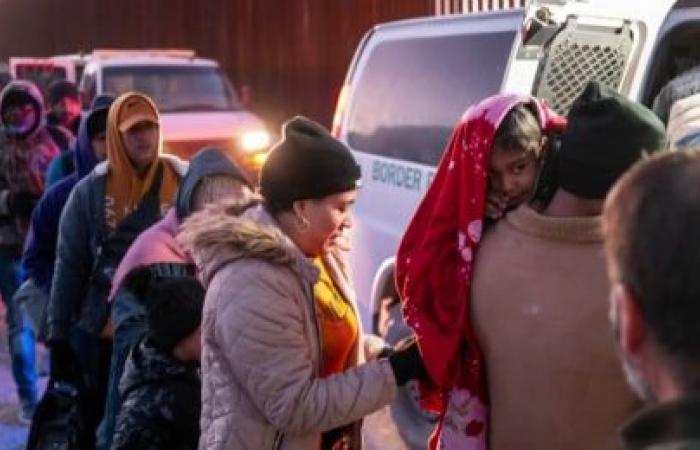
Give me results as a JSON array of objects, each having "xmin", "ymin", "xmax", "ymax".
[
  {"xmin": 69, "ymin": 326, "xmax": 111, "ymax": 450},
  {"xmin": 0, "ymin": 246, "xmax": 37, "ymax": 408},
  {"xmin": 96, "ymin": 289, "xmax": 146, "ymax": 450}
]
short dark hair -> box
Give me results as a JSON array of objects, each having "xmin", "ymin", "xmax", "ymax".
[
  {"xmin": 604, "ymin": 151, "xmax": 700, "ymax": 361},
  {"xmin": 493, "ymin": 104, "xmax": 543, "ymax": 156}
]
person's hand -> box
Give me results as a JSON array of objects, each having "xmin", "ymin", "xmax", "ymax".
[
  {"xmin": 7, "ymin": 191, "xmax": 39, "ymax": 219},
  {"xmin": 485, "ymin": 190, "xmax": 508, "ymax": 220},
  {"xmin": 364, "ymin": 334, "xmax": 391, "ymax": 361},
  {"xmin": 388, "ymin": 335, "xmax": 428, "ymax": 386}
]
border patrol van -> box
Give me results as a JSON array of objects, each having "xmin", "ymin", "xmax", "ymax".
[{"xmin": 333, "ymin": 1, "xmax": 699, "ymax": 447}]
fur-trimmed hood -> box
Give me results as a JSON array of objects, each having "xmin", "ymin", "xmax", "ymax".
[{"xmin": 178, "ymin": 199, "xmax": 319, "ymax": 288}]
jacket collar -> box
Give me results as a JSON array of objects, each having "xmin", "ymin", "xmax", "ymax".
[
  {"xmin": 621, "ymin": 395, "xmax": 700, "ymax": 449},
  {"xmin": 178, "ymin": 200, "xmax": 319, "ymax": 288}
]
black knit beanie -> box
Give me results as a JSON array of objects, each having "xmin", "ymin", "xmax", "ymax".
[
  {"xmin": 260, "ymin": 116, "xmax": 361, "ymax": 211},
  {"xmin": 146, "ymin": 277, "xmax": 205, "ymax": 353},
  {"xmin": 85, "ymin": 94, "xmax": 116, "ymax": 140},
  {"xmin": 86, "ymin": 109, "xmax": 108, "ymax": 140},
  {"xmin": 47, "ymin": 80, "xmax": 79, "ymax": 106},
  {"xmin": 558, "ymin": 81, "xmax": 666, "ymax": 199}
]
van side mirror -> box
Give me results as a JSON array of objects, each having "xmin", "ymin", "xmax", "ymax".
[{"xmin": 241, "ymin": 85, "xmax": 253, "ymax": 107}]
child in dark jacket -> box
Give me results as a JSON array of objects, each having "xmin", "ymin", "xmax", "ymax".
[{"xmin": 111, "ymin": 273, "xmax": 204, "ymax": 450}]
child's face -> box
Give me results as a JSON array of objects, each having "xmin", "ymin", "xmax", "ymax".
[{"xmin": 487, "ymin": 144, "xmax": 541, "ymax": 215}]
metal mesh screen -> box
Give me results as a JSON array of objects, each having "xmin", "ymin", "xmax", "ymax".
[{"xmin": 534, "ymin": 20, "xmax": 634, "ymax": 115}]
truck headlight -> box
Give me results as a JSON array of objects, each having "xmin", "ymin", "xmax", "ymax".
[{"xmin": 240, "ymin": 130, "xmax": 270, "ymax": 152}]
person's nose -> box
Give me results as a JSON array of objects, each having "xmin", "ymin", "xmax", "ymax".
[
  {"xmin": 341, "ymin": 213, "xmax": 353, "ymax": 230},
  {"xmin": 502, "ymin": 175, "xmax": 519, "ymax": 197}
]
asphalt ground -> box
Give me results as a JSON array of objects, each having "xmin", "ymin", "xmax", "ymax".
[{"xmin": 0, "ymin": 302, "xmax": 48, "ymax": 450}]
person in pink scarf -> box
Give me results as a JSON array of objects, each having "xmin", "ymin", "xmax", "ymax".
[{"xmin": 396, "ymin": 94, "xmax": 565, "ymax": 449}]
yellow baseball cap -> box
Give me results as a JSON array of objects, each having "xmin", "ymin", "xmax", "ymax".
[{"xmin": 117, "ymin": 95, "xmax": 159, "ymax": 132}]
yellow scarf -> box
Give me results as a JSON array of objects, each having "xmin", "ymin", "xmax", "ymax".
[
  {"xmin": 313, "ymin": 258, "xmax": 358, "ymax": 377},
  {"xmin": 104, "ymin": 93, "xmax": 180, "ymax": 229}
]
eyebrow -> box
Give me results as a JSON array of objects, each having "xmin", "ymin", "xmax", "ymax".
[{"xmin": 509, "ymin": 154, "xmax": 535, "ymax": 167}]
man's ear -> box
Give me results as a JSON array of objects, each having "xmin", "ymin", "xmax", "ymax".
[{"xmin": 612, "ymin": 283, "xmax": 646, "ymax": 355}]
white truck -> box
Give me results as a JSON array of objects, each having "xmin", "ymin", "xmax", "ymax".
[{"xmin": 78, "ymin": 49, "xmax": 270, "ymax": 178}]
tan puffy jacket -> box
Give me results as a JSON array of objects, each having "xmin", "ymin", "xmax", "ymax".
[{"xmin": 179, "ymin": 202, "xmax": 397, "ymax": 450}]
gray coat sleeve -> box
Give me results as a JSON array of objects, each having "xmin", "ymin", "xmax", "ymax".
[{"xmin": 46, "ymin": 183, "xmax": 93, "ymax": 341}]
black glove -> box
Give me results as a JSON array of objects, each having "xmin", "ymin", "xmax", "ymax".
[
  {"xmin": 7, "ymin": 191, "xmax": 39, "ymax": 219},
  {"xmin": 388, "ymin": 335, "xmax": 428, "ymax": 386},
  {"xmin": 49, "ymin": 339, "xmax": 78, "ymax": 383}
]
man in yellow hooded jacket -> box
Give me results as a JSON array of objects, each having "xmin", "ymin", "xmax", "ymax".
[{"xmin": 46, "ymin": 92, "xmax": 187, "ymax": 448}]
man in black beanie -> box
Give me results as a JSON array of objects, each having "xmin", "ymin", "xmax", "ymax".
[
  {"xmin": 111, "ymin": 274, "xmax": 203, "ymax": 450},
  {"xmin": 46, "ymin": 80, "xmax": 81, "ymax": 141},
  {"xmin": 469, "ymin": 81, "xmax": 666, "ymax": 450}
]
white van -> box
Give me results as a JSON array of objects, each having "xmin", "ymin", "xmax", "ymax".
[
  {"xmin": 79, "ymin": 50, "xmax": 270, "ymax": 179},
  {"xmin": 334, "ymin": 0, "xmax": 697, "ymax": 446}
]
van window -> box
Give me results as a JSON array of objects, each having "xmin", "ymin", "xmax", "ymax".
[
  {"xmin": 102, "ymin": 66, "xmax": 241, "ymax": 113},
  {"xmin": 346, "ymin": 31, "xmax": 515, "ymax": 166}
]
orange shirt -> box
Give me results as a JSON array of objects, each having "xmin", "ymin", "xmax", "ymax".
[{"xmin": 313, "ymin": 258, "xmax": 358, "ymax": 378}]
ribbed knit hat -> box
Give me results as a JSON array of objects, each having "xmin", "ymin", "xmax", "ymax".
[
  {"xmin": 260, "ymin": 116, "xmax": 361, "ymax": 210},
  {"xmin": 558, "ymin": 81, "xmax": 666, "ymax": 199}
]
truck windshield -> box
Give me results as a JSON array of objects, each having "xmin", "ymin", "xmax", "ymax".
[{"xmin": 103, "ymin": 65, "xmax": 241, "ymax": 113}]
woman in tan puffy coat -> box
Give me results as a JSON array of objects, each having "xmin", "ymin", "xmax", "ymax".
[{"xmin": 179, "ymin": 117, "xmax": 426, "ymax": 450}]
